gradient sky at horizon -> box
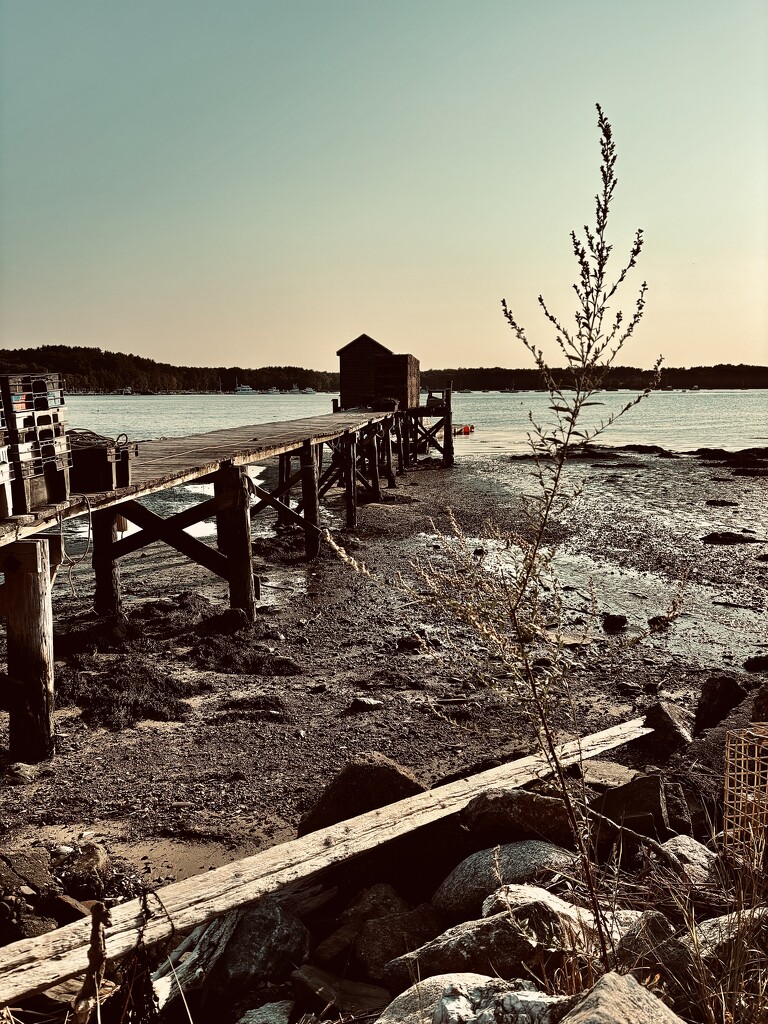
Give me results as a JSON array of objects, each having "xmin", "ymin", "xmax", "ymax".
[{"xmin": 1, "ymin": 0, "xmax": 766, "ymax": 372}]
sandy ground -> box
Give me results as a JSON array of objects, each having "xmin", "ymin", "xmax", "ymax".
[{"xmin": 0, "ymin": 445, "xmax": 766, "ymax": 886}]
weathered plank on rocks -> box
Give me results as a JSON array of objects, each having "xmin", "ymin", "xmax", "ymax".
[{"xmin": 0, "ymin": 717, "xmax": 651, "ymax": 1005}]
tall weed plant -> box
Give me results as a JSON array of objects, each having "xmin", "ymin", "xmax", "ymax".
[{"xmin": 412, "ymin": 104, "xmax": 660, "ymax": 969}]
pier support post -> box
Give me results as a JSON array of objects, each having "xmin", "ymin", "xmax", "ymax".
[
  {"xmin": 300, "ymin": 440, "xmax": 321, "ymax": 559},
  {"xmin": 344, "ymin": 432, "xmax": 357, "ymax": 529},
  {"xmin": 367, "ymin": 430, "xmax": 382, "ymax": 502},
  {"xmin": 383, "ymin": 417, "xmax": 396, "ymax": 488},
  {"xmin": 215, "ymin": 464, "xmax": 257, "ymax": 620},
  {"xmin": 92, "ymin": 508, "xmax": 122, "ymax": 617},
  {"xmin": 277, "ymin": 453, "xmax": 292, "ymax": 528},
  {"xmin": 2, "ymin": 540, "xmax": 55, "ymax": 763},
  {"xmin": 394, "ymin": 415, "xmax": 405, "ymax": 476},
  {"xmin": 443, "ymin": 383, "xmax": 455, "ymax": 468}
]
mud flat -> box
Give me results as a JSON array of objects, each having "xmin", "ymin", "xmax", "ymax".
[{"xmin": 0, "ymin": 446, "xmax": 766, "ymax": 885}]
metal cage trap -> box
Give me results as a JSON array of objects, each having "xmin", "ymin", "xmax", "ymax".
[{"xmin": 724, "ymin": 724, "xmax": 768, "ymax": 866}]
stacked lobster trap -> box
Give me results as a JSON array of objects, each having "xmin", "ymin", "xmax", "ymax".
[{"xmin": 0, "ymin": 372, "xmax": 72, "ymax": 515}]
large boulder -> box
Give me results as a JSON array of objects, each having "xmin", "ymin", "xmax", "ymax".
[
  {"xmin": 661, "ymin": 835, "xmax": 718, "ymax": 886},
  {"xmin": 641, "ymin": 702, "xmax": 693, "ymax": 756},
  {"xmin": 354, "ymin": 903, "xmax": 443, "ymax": 980},
  {"xmin": 383, "ymin": 912, "xmax": 548, "ymax": 992},
  {"xmin": 693, "ymin": 675, "xmax": 748, "ymax": 734},
  {"xmin": 298, "ymin": 752, "xmax": 426, "ymax": 836},
  {"xmin": 315, "ymin": 883, "xmax": 410, "ymax": 963},
  {"xmin": 431, "ymin": 841, "xmax": 575, "ymax": 923},
  {"xmin": 204, "ymin": 898, "xmax": 310, "ymax": 998},
  {"xmin": 560, "ymin": 971, "xmax": 685, "ymax": 1022},
  {"xmin": 236, "ymin": 1003, "xmax": 293, "ymax": 1024},
  {"xmin": 615, "ymin": 910, "xmax": 677, "ymax": 971},
  {"xmin": 385, "ymin": 883, "xmax": 623, "ymax": 993},
  {"xmin": 460, "ymin": 788, "xmax": 573, "ymax": 847},
  {"xmin": 432, "ymin": 977, "xmax": 574, "ymax": 1023},
  {"xmin": 591, "ymin": 775, "xmax": 671, "ymax": 840},
  {"xmin": 376, "ymin": 974, "xmax": 495, "ymax": 1024}
]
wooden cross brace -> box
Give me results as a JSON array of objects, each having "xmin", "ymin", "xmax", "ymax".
[
  {"xmin": 411, "ymin": 415, "xmax": 446, "ymax": 456},
  {"xmin": 111, "ymin": 499, "xmax": 230, "ymax": 578}
]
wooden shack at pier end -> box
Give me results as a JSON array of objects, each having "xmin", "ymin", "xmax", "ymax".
[{"xmin": 337, "ymin": 334, "xmax": 420, "ymax": 411}]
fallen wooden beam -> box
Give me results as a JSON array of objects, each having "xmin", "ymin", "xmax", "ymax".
[{"xmin": 0, "ymin": 717, "xmax": 651, "ymax": 1005}]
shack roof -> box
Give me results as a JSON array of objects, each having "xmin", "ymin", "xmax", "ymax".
[{"xmin": 336, "ymin": 334, "xmax": 394, "ymax": 357}]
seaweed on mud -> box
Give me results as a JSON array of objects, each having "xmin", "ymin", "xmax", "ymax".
[
  {"xmin": 127, "ymin": 590, "xmax": 222, "ymax": 639},
  {"xmin": 54, "ymin": 654, "xmax": 214, "ymax": 730},
  {"xmin": 190, "ymin": 635, "xmax": 302, "ymax": 676}
]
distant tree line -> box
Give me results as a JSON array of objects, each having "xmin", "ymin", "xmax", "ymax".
[
  {"xmin": 420, "ymin": 363, "xmax": 768, "ymax": 391},
  {"xmin": 0, "ymin": 345, "xmax": 765, "ymax": 394},
  {"xmin": 0, "ymin": 346, "xmax": 340, "ymax": 393}
]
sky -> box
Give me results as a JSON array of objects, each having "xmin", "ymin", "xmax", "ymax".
[{"xmin": 1, "ymin": 1, "xmax": 766, "ymax": 373}]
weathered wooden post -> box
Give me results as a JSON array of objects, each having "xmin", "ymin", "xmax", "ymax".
[
  {"xmin": 443, "ymin": 382, "xmax": 455, "ymax": 468},
  {"xmin": 92, "ymin": 508, "xmax": 122, "ymax": 616},
  {"xmin": 367, "ymin": 428, "xmax": 382, "ymax": 501},
  {"xmin": 2, "ymin": 540, "xmax": 55, "ymax": 762},
  {"xmin": 344, "ymin": 432, "xmax": 357, "ymax": 529},
  {"xmin": 300, "ymin": 440, "xmax": 320, "ymax": 559},
  {"xmin": 277, "ymin": 453, "xmax": 292, "ymax": 528},
  {"xmin": 383, "ymin": 416, "xmax": 396, "ymax": 487},
  {"xmin": 394, "ymin": 414, "xmax": 405, "ymax": 475},
  {"xmin": 215, "ymin": 464, "xmax": 257, "ymax": 620}
]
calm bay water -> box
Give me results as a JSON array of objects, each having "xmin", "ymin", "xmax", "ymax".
[{"xmin": 66, "ymin": 388, "xmax": 768, "ymax": 457}]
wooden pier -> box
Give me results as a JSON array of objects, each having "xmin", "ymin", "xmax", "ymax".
[{"xmin": 0, "ymin": 399, "xmax": 453, "ymax": 763}]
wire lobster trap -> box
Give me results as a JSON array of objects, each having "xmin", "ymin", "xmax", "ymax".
[{"xmin": 724, "ymin": 724, "xmax": 768, "ymax": 866}]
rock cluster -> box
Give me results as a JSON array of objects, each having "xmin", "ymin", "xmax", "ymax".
[{"xmin": 5, "ymin": 665, "xmax": 767, "ymax": 1024}]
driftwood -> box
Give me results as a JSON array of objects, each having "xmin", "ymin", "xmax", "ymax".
[{"xmin": 0, "ymin": 716, "xmax": 651, "ymax": 1005}]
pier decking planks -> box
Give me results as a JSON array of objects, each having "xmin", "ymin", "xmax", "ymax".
[
  {"xmin": 0, "ymin": 717, "xmax": 652, "ymax": 1005},
  {"xmin": 0, "ymin": 411, "xmax": 391, "ymax": 545}
]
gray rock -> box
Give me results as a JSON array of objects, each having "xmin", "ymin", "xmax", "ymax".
[
  {"xmin": 61, "ymin": 843, "xmax": 113, "ymax": 900},
  {"xmin": 461, "ymin": 788, "xmax": 573, "ymax": 847},
  {"xmin": 432, "ymin": 841, "xmax": 575, "ymax": 923},
  {"xmin": 340, "ymin": 883, "xmax": 410, "ymax": 923},
  {"xmin": 560, "ymin": 971, "xmax": 685, "ymax": 1022},
  {"xmin": 481, "ymin": 884, "xmax": 594, "ymax": 938},
  {"xmin": 661, "ymin": 835, "xmax": 718, "ymax": 885},
  {"xmin": 615, "ymin": 909, "xmax": 676, "ymax": 970},
  {"xmin": 693, "ymin": 675, "xmax": 748, "ymax": 734},
  {"xmin": 355, "ymin": 903, "xmax": 443, "ymax": 980},
  {"xmin": 235, "ymin": 1002, "xmax": 293, "ymax": 1024},
  {"xmin": 602, "ymin": 613, "xmax": 628, "ymax": 634},
  {"xmin": 314, "ymin": 882, "xmax": 413, "ymax": 963},
  {"xmin": 663, "ymin": 781, "xmax": 693, "ymax": 836},
  {"xmin": 376, "ymin": 974, "xmax": 495, "ymax": 1024},
  {"xmin": 482, "ymin": 884, "xmax": 641, "ymax": 947},
  {"xmin": 298, "ymin": 752, "xmax": 426, "ymax": 836},
  {"xmin": 206, "ymin": 897, "xmax": 310, "ymax": 996},
  {"xmin": 680, "ymin": 906, "xmax": 768, "ymax": 965},
  {"xmin": 433, "ymin": 977, "xmax": 574, "ymax": 1023},
  {"xmin": 642, "ymin": 702, "xmax": 692, "ymax": 755},
  {"xmin": 656, "ymin": 907, "xmax": 768, "ymax": 1010},
  {"xmin": 752, "ymin": 682, "xmax": 768, "ymax": 721},
  {"xmin": 592, "ymin": 775, "xmax": 670, "ymax": 840},
  {"xmin": 383, "ymin": 912, "xmax": 541, "ymax": 991}
]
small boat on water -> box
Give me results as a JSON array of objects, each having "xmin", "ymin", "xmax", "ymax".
[
  {"xmin": 301, "ymin": 387, "xmax": 316, "ymax": 394},
  {"xmin": 235, "ymin": 383, "xmax": 255, "ymax": 394}
]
